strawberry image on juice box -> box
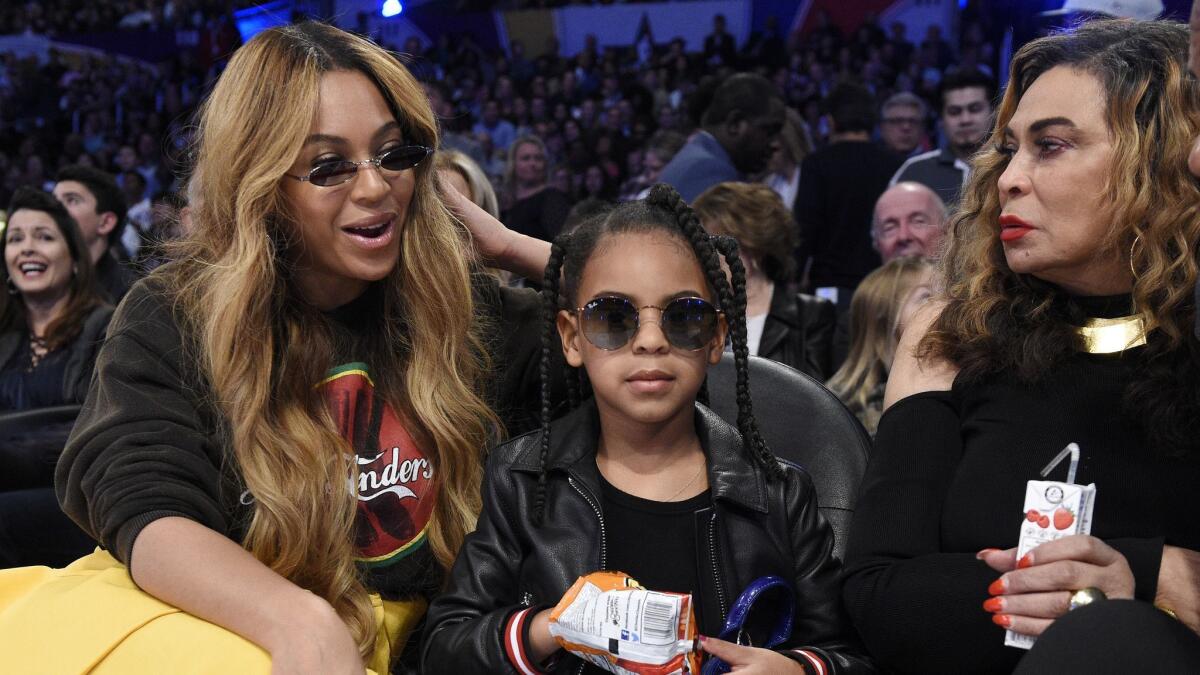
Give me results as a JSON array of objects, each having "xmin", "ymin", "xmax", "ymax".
[{"xmin": 1004, "ymin": 478, "xmax": 1097, "ymax": 650}]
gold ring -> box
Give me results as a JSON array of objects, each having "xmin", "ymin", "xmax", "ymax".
[{"xmin": 1068, "ymin": 587, "xmax": 1107, "ymax": 611}]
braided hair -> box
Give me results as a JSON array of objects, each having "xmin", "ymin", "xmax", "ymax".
[{"xmin": 534, "ymin": 184, "xmax": 782, "ymax": 523}]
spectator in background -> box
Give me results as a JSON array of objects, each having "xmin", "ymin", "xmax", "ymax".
[
  {"xmin": 437, "ymin": 149, "xmax": 500, "ymax": 220},
  {"xmin": 694, "ymin": 182, "xmax": 836, "ymax": 379},
  {"xmin": 500, "ymin": 135, "xmax": 570, "ymax": 242},
  {"xmin": 795, "ymin": 82, "xmax": 904, "ymax": 305},
  {"xmin": 891, "ymin": 69, "xmax": 996, "ymax": 206},
  {"xmin": 0, "ymin": 187, "xmax": 111, "ymax": 411},
  {"xmin": 51, "ymin": 165, "xmax": 138, "ymax": 303},
  {"xmin": 872, "ymin": 182, "xmax": 947, "ymax": 262},
  {"xmin": 0, "ymin": 187, "xmax": 113, "ymax": 567},
  {"xmin": 119, "ymin": 170, "xmax": 152, "ymax": 261},
  {"xmin": 424, "ymin": 81, "xmax": 486, "ymax": 166},
  {"xmin": 473, "ymin": 99, "xmax": 516, "ymax": 152},
  {"xmin": 826, "ymin": 256, "xmax": 933, "ymax": 436},
  {"xmin": 618, "ymin": 129, "xmax": 685, "ymax": 201},
  {"xmin": 704, "ymin": 13, "xmax": 737, "ymax": 67},
  {"xmin": 879, "ymin": 92, "xmax": 928, "ymax": 158},
  {"xmin": 763, "ymin": 107, "xmax": 811, "ymax": 211},
  {"xmin": 658, "ymin": 73, "xmax": 784, "ymax": 202}
]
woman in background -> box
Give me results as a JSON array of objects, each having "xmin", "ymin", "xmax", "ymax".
[
  {"xmin": 693, "ymin": 181, "xmax": 839, "ymax": 380},
  {"xmin": 500, "ymin": 135, "xmax": 570, "ymax": 242},
  {"xmin": 825, "ymin": 256, "xmax": 933, "ymax": 436},
  {"xmin": 0, "ymin": 186, "xmax": 111, "ymax": 568}
]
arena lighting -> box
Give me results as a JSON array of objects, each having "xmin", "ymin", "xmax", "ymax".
[{"xmin": 381, "ymin": 0, "xmax": 403, "ymax": 17}]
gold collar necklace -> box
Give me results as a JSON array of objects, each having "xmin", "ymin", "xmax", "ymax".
[{"xmin": 1075, "ymin": 314, "xmax": 1148, "ymax": 354}]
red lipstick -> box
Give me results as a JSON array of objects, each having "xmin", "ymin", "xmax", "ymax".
[{"xmin": 999, "ymin": 214, "xmax": 1034, "ymax": 242}]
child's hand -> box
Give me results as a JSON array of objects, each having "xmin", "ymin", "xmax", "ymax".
[
  {"xmin": 528, "ymin": 608, "xmax": 560, "ymax": 663},
  {"xmin": 700, "ymin": 636, "xmax": 807, "ymax": 674}
]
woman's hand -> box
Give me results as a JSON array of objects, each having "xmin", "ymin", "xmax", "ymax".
[
  {"xmin": 1155, "ymin": 545, "xmax": 1200, "ymax": 635},
  {"xmin": 264, "ymin": 591, "xmax": 365, "ymax": 675},
  {"xmin": 700, "ymin": 636, "xmax": 807, "ymax": 674},
  {"xmin": 438, "ymin": 171, "xmax": 549, "ymax": 280},
  {"xmin": 978, "ymin": 535, "xmax": 1134, "ymax": 637}
]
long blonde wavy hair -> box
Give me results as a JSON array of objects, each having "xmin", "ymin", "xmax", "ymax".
[
  {"xmin": 922, "ymin": 19, "xmax": 1200, "ymax": 455},
  {"xmin": 163, "ymin": 22, "xmax": 496, "ymax": 653},
  {"xmin": 828, "ymin": 257, "xmax": 933, "ymax": 416}
]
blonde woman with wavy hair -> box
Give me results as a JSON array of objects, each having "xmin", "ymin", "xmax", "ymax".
[
  {"xmin": 843, "ymin": 19, "xmax": 1200, "ymax": 673},
  {"xmin": 0, "ymin": 21, "xmax": 553, "ymax": 675},
  {"xmin": 825, "ymin": 256, "xmax": 932, "ymax": 435}
]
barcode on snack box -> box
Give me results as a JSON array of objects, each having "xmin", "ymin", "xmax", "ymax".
[{"xmin": 641, "ymin": 595, "xmax": 677, "ymax": 644}]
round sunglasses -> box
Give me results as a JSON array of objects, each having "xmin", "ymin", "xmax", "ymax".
[
  {"xmin": 285, "ymin": 145, "xmax": 432, "ymax": 187},
  {"xmin": 573, "ymin": 296, "xmax": 722, "ymax": 351}
]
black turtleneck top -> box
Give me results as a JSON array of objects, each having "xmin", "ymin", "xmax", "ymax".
[{"xmin": 842, "ymin": 294, "xmax": 1200, "ymax": 674}]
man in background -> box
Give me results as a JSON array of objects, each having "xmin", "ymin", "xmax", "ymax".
[
  {"xmin": 891, "ymin": 69, "xmax": 996, "ymax": 206},
  {"xmin": 52, "ymin": 165, "xmax": 138, "ymax": 302},
  {"xmin": 872, "ymin": 182, "xmax": 947, "ymax": 262}
]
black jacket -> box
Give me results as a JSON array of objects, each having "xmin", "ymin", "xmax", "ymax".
[
  {"xmin": 422, "ymin": 401, "xmax": 875, "ymax": 674},
  {"xmin": 0, "ymin": 303, "xmax": 113, "ymax": 408},
  {"xmin": 759, "ymin": 287, "xmax": 836, "ymax": 380}
]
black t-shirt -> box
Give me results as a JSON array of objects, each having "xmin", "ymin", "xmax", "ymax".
[
  {"xmin": 501, "ymin": 188, "xmax": 571, "ymax": 243},
  {"xmin": 589, "ymin": 474, "xmax": 710, "ymax": 675},
  {"xmin": 598, "ymin": 472, "xmax": 709, "ymax": 602}
]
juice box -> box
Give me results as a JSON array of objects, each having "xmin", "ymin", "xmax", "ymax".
[{"xmin": 1004, "ymin": 480, "xmax": 1097, "ymax": 650}]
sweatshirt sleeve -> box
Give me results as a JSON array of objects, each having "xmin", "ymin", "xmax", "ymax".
[
  {"xmin": 55, "ymin": 279, "xmax": 229, "ymax": 567},
  {"xmin": 841, "ymin": 391, "xmax": 1021, "ymax": 674}
]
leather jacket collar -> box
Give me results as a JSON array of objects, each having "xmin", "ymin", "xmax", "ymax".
[{"xmin": 510, "ymin": 400, "xmax": 769, "ymax": 514}]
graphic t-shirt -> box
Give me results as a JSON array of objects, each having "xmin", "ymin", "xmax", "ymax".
[{"xmin": 319, "ymin": 361, "xmax": 441, "ymax": 599}]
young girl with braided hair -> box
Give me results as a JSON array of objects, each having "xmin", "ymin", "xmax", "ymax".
[{"xmin": 423, "ymin": 184, "xmax": 873, "ymax": 675}]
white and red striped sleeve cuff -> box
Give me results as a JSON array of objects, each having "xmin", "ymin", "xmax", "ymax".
[
  {"xmin": 790, "ymin": 649, "xmax": 828, "ymax": 675},
  {"xmin": 504, "ymin": 607, "xmax": 546, "ymax": 675}
]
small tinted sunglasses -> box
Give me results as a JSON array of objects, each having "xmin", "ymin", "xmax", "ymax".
[
  {"xmin": 574, "ymin": 296, "xmax": 722, "ymax": 351},
  {"xmin": 285, "ymin": 145, "xmax": 432, "ymax": 187}
]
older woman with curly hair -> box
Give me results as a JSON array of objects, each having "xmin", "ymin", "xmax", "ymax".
[{"xmin": 843, "ymin": 20, "xmax": 1200, "ymax": 674}]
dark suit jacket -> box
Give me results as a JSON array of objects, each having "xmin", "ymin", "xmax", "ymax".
[{"xmin": 758, "ymin": 286, "xmax": 836, "ymax": 380}]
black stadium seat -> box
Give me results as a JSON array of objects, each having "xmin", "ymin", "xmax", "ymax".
[
  {"xmin": 0, "ymin": 405, "xmax": 82, "ymax": 443},
  {"xmin": 707, "ymin": 354, "xmax": 869, "ymax": 560}
]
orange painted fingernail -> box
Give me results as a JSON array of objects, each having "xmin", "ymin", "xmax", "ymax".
[
  {"xmin": 992, "ymin": 614, "xmax": 1012, "ymax": 628},
  {"xmin": 983, "ymin": 597, "xmax": 1004, "ymax": 613},
  {"xmin": 988, "ymin": 578, "xmax": 1006, "ymax": 596},
  {"xmin": 1017, "ymin": 554, "xmax": 1033, "ymax": 569}
]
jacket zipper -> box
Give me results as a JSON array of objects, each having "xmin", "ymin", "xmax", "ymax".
[
  {"xmin": 569, "ymin": 476, "xmax": 606, "ymax": 674},
  {"xmin": 568, "ymin": 476, "xmax": 607, "ymax": 568},
  {"xmin": 709, "ymin": 512, "xmax": 728, "ymax": 620}
]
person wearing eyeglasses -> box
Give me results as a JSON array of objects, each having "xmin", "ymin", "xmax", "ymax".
[
  {"xmin": 878, "ymin": 92, "xmax": 929, "ymax": 159},
  {"xmin": 423, "ymin": 184, "xmax": 875, "ymax": 675},
  {"xmin": 889, "ymin": 69, "xmax": 996, "ymax": 208},
  {"xmin": 0, "ymin": 22, "xmax": 557, "ymax": 675}
]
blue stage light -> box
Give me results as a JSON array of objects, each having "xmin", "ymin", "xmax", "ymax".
[{"xmin": 382, "ymin": 0, "xmax": 403, "ymax": 17}]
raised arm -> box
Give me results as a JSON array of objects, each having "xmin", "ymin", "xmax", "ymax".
[{"xmin": 440, "ymin": 175, "xmax": 551, "ymax": 281}]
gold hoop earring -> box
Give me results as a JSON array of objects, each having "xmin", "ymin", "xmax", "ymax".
[{"xmin": 1128, "ymin": 234, "xmax": 1143, "ymax": 282}]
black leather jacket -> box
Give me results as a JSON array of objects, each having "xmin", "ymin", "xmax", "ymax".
[
  {"xmin": 759, "ymin": 286, "xmax": 836, "ymax": 381},
  {"xmin": 422, "ymin": 401, "xmax": 875, "ymax": 674}
]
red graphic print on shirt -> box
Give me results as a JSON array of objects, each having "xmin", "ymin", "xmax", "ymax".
[{"xmin": 320, "ymin": 363, "xmax": 435, "ymax": 567}]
